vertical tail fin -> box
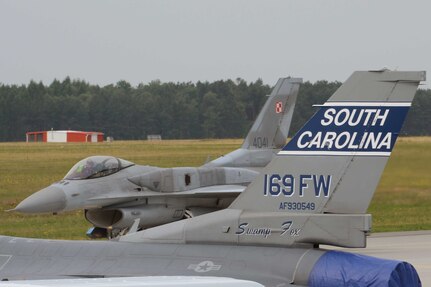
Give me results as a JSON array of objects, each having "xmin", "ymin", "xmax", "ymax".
[
  {"xmin": 204, "ymin": 77, "xmax": 301, "ymax": 168},
  {"xmin": 122, "ymin": 70, "xmax": 426, "ymax": 248},
  {"xmin": 231, "ymin": 70, "xmax": 426, "ymax": 214},
  {"xmin": 242, "ymin": 77, "xmax": 302, "ymax": 149}
]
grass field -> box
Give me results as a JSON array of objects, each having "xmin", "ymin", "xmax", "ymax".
[{"xmin": 0, "ymin": 138, "xmax": 430, "ymax": 239}]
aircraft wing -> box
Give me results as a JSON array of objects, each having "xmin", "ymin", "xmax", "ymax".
[
  {"xmin": 86, "ymin": 185, "xmax": 245, "ymax": 206},
  {"xmin": 165, "ymin": 185, "xmax": 245, "ymax": 197},
  {"xmin": 0, "ymin": 276, "xmax": 264, "ymax": 287}
]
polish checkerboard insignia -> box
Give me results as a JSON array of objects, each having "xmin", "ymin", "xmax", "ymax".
[{"xmin": 275, "ymin": 101, "xmax": 283, "ymax": 113}]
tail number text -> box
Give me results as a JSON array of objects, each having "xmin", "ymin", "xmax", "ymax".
[{"xmin": 263, "ymin": 174, "xmax": 332, "ymax": 197}]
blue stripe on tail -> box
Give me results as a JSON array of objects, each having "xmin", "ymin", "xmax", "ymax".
[{"xmin": 280, "ymin": 103, "xmax": 410, "ymax": 156}]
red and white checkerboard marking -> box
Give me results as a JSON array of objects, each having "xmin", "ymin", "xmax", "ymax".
[{"xmin": 275, "ymin": 101, "xmax": 283, "ymax": 113}]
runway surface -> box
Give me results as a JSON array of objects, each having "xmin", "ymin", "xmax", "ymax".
[{"xmin": 324, "ymin": 231, "xmax": 431, "ymax": 285}]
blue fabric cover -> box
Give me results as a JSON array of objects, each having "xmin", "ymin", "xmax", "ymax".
[{"xmin": 309, "ymin": 250, "xmax": 421, "ymax": 287}]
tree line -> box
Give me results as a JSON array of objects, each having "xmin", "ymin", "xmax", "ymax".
[{"xmin": 0, "ymin": 77, "xmax": 430, "ymax": 142}]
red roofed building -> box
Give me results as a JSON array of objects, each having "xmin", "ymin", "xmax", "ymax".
[{"xmin": 26, "ymin": 130, "xmax": 104, "ymax": 143}]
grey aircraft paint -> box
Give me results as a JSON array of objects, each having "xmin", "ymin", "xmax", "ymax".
[
  {"xmin": 0, "ymin": 70, "xmax": 425, "ymax": 286},
  {"xmin": 13, "ymin": 77, "xmax": 302, "ymax": 237},
  {"xmin": 120, "ymin": 71, "xmax": 426, "ymax": 249},
  {"xmin": 0, "ymin": 235, "xmax": 322, "ymax": 286},
  {"xmin": 204, "ymin": 77, "xmax": 302, "ymax": 168}
]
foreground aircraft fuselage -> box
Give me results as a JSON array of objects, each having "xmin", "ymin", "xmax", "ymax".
[
  {"xmin": 14, "ymin": 78, "xmax": 302, "ymax": 238},
  {"xmin": 1, "ymin": 70, "xmax": 425, "ymax": 287},
  {"xmin": 0, "ymin": 235, "xmax": 321, "ymax": 285}
]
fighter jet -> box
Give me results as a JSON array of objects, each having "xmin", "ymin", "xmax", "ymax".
[
  {"xmin": 0, "ymin": 70, "xmax": 424, "ymax": 286},
  {"xmin": 13, "ymin": 77, "xmax": 302, "ymax": 238}
]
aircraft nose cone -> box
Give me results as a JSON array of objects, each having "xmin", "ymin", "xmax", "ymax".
[{"xmin": 14, "ymin": 186, "xmax": 67, "ymax": 214}]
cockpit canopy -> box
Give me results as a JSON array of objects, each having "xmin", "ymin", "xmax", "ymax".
[{"xmin": 64, "ymin": 156, "xmax": 135, "ymax": 180}]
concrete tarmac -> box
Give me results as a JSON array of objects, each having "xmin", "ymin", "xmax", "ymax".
[{"xmin": 325, "ymin": 231, "xmax": 431, "ymax": 285}]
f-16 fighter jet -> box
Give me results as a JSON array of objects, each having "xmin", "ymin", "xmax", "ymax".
[
  {"xmin": 13, "ymin": 77, "xmax": 302, "ymax": 238},
  {"xmin": 0, "ymin": 70, "xmax": 424, "ymax": 287}
]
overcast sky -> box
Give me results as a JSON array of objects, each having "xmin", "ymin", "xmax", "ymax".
[{"xmin": 0, "ymin": 0, "xmax": 430, "ymax": 87}]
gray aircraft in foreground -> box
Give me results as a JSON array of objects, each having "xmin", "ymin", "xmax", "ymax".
[
  {"xmin": 13, "ymin": 77, "xmax": 302, "ymax": 238},
  {"xmin": 0, "ymin": 70, "xmax": 425, "ymax": 286}
]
